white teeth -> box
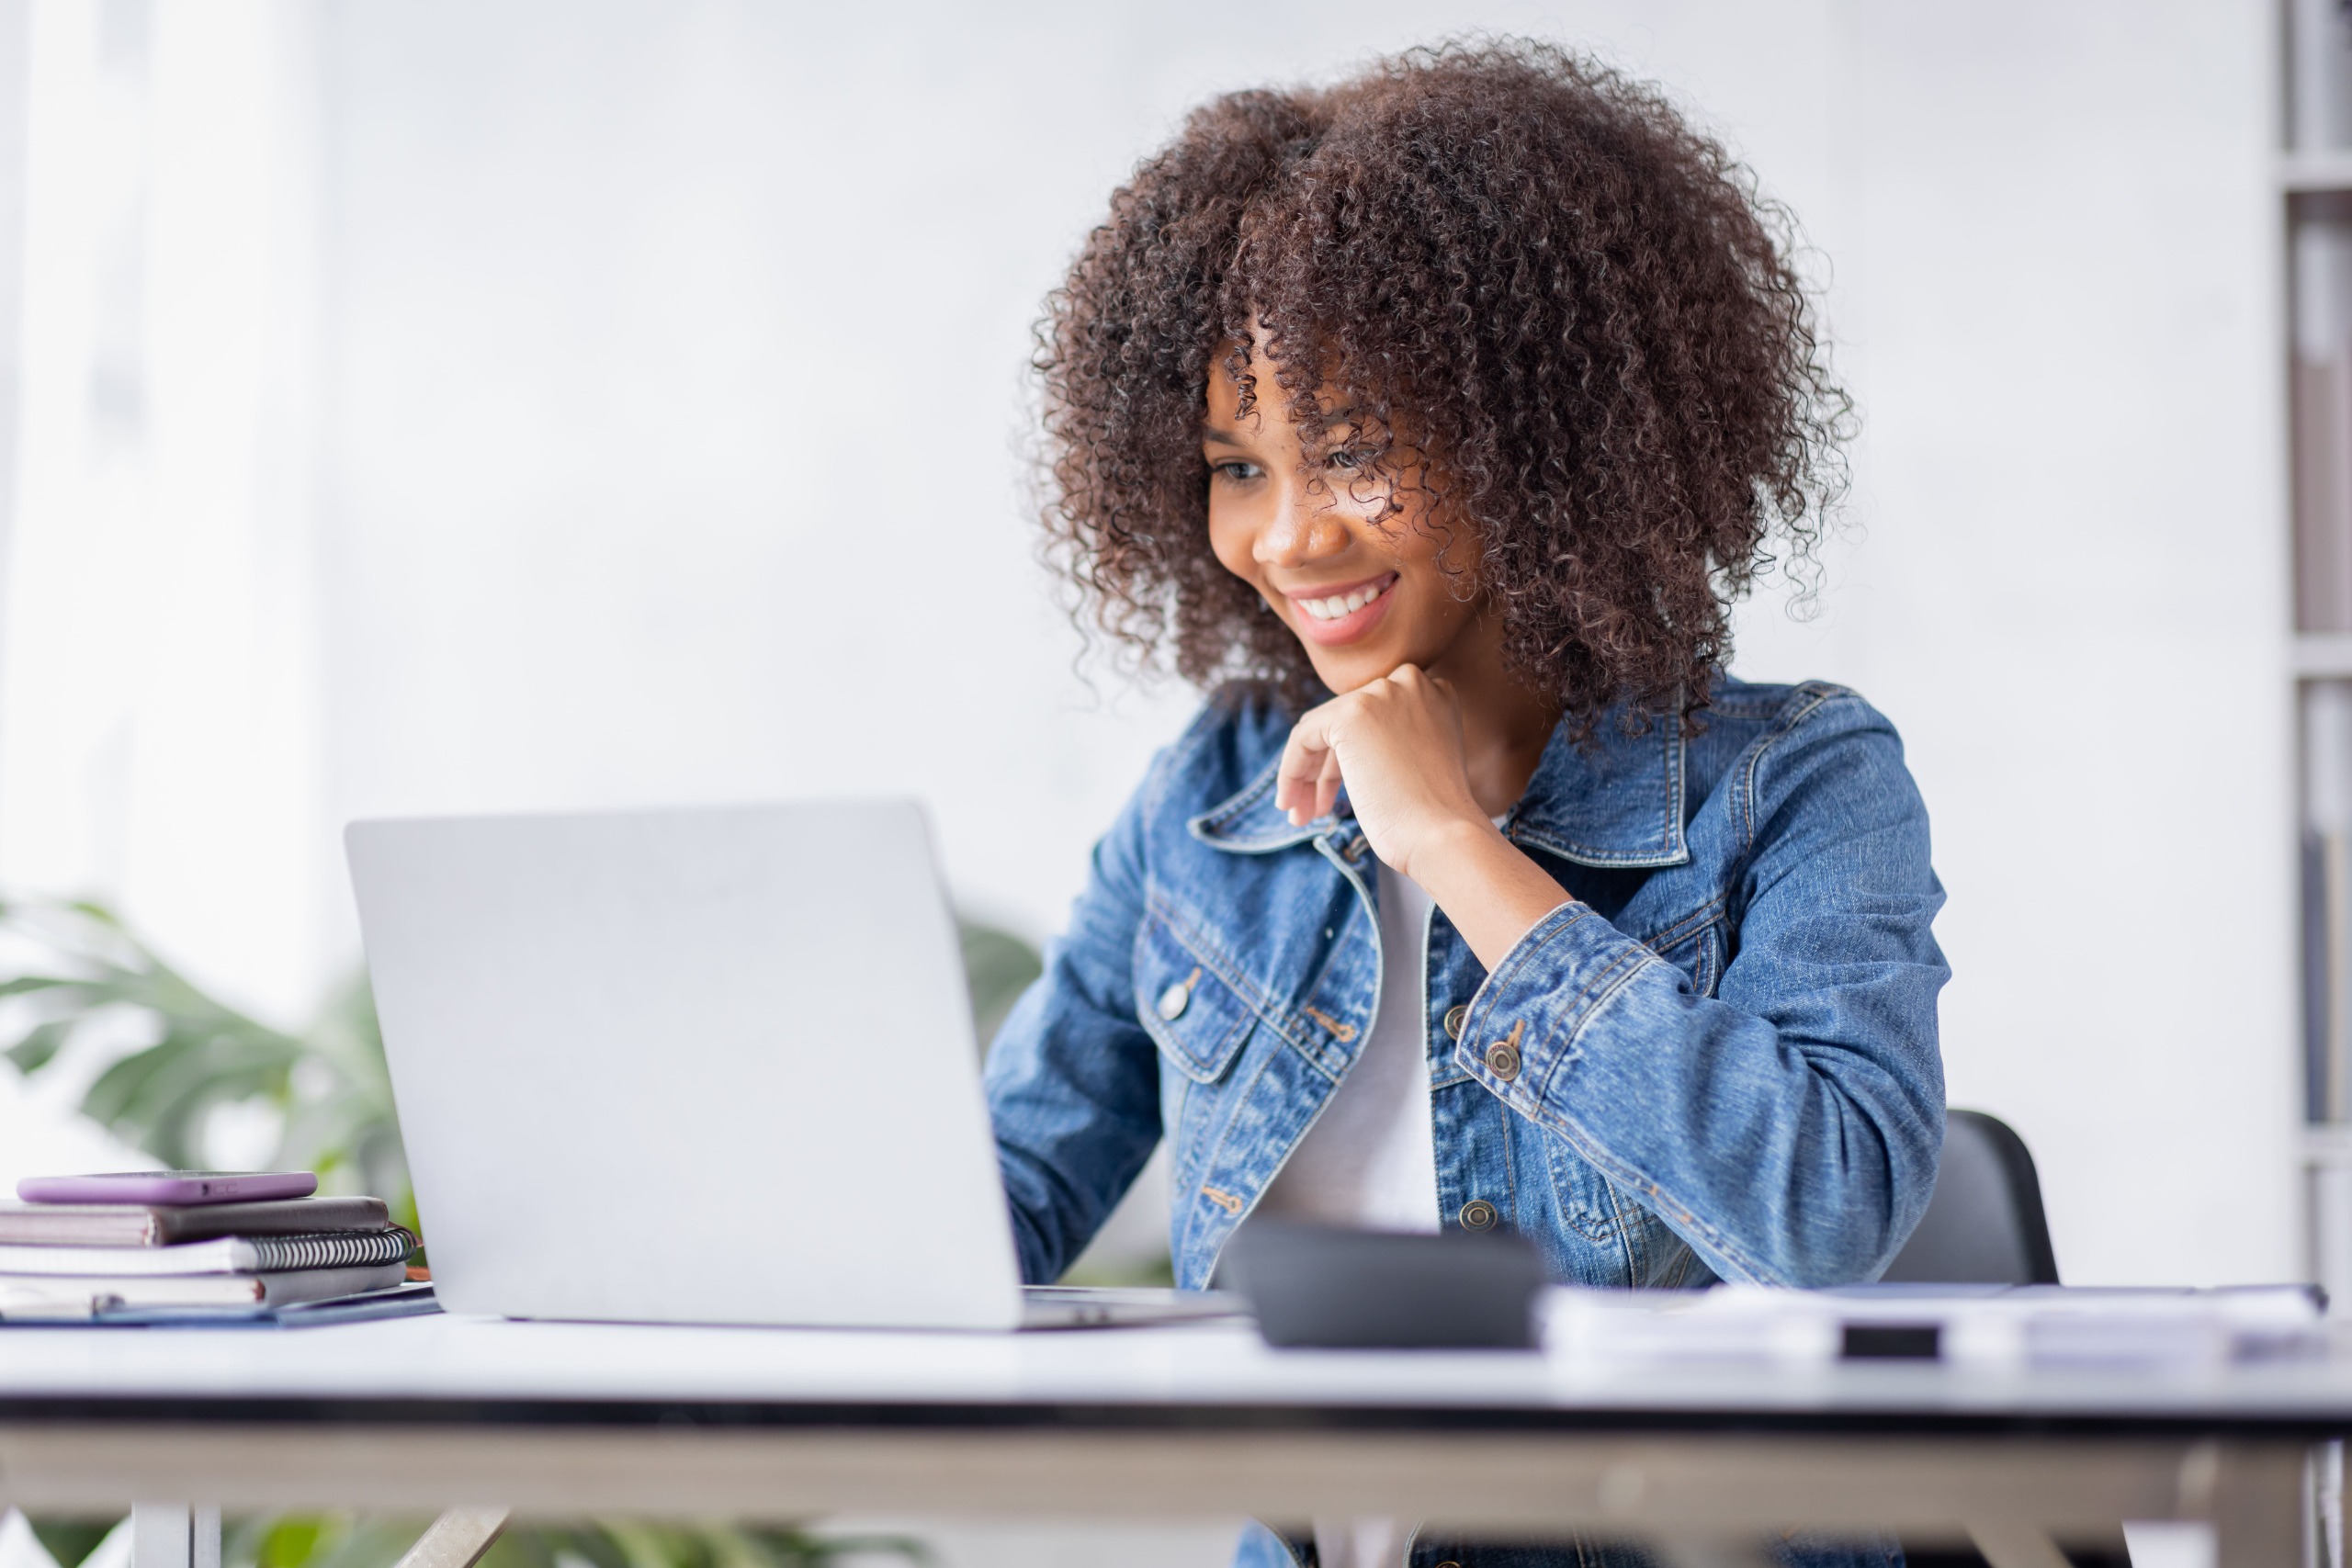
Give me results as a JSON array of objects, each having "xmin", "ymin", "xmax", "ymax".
[{"xmin": 1297, "ymin": 576, "xmax": 1392, "ymax": 622}]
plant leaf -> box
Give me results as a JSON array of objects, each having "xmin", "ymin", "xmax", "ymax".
[{"xmin": 5, "ymin": 1018, "xmax": 77, "ymax": 1075}]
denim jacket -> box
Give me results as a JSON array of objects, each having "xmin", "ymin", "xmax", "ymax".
[{"xmin": 985, "ymin": 675, "xmax": 1948, "ymax": 1296}]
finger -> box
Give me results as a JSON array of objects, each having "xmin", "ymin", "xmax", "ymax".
[
  {"xmin": 1276, "ymin": 705, "xmax": 1340, "ymax": 824},
  {"xmin": 1315, "ymin": 746, "xmax": 1344, "ymax": 822},
  {"xmin": 1272, "ymin": 705, "xmax": 1317, "ymax": 815}
]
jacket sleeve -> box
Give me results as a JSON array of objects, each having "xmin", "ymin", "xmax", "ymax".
[
  {"xmin": 981, "ymin": 755, "xmax": 1167, "ymax": 1286},
  {"xmin": 1455, "ymin": 693, "xmax": 1949, "ymax": 1286}
]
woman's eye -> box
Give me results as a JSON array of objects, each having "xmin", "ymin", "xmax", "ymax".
[
  {"xmin": 1209, "ymin": 459, "xmax": 1262, "ymax": 482},
  {"xmin": 1326, "ymin": 448, "xmax": 1368, "ymax": 472}
]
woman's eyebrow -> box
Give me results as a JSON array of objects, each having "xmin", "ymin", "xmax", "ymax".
[{"xmin": 1201, "ymin": 425, "xmax": 1249, "ymax": 446}]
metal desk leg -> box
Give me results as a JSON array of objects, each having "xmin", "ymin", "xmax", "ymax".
[
  {"xmin": 2311, "ymin": 1440, "xmax": 2345, "ymax": 1568},
  {"xmin": 130, "ymin": 1506, "xmax": 218, "ymax": 1568},
  {"xmin": 1964, "ymin": 1523, "xmax": 2073, "ymax": 1568},
  {"xmin": 2208, "ymin": 1443, "xmax": 2310, "ymax": 1568},
  {"xmin": 390, "ymin": 1508, "xmax": 510, "ymax": 1568}
]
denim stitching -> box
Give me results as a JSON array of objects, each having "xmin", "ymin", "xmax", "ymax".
[
  {"xmin": 1304, "ymin": 834, "xmax": 1383, "ymax": 1080},
  {"xmin": 1461, "ymin": 904, "xmax": 1785, "ymax": 1281},
  {"xmin": 1537, "ymin": 947, "xmax": 1781, "ymax": 1280},
  {"xmin": 1660, "ymin": 711, "xmax": 1682, "ymax": 857},
  {"xmin": 1458, "ymin": 902, "xmax": 1649, "ymax": 1106},
  {"xmin": 1532, "ymin": 1101, "xmax": 1777, "ymax": 1283},
  {"xmin": 1544, "ymin": 1126, "xmax": 1618, "ymax": 1245},
  {"xmin": 1506, "ymin": 711, "xmax": 1692, "ymax": 868},
  {"xmin": 1601, "ymin": 1168, "xmax": 1640, "ymax": 1273},
  {"xmin": 1143, "ymin": 698, "xmax": 1230, "ymax": 826},
  {"xmin": 1133, "ymin": 911, "xmax": 1257, "ymax": 1083},
  {"xmin": 1187, "ymin": 750, "xmax": 1326, "ymax": 852},
  {"xmin": 1693, "ymin": 925, "xmax": 1720, "ymax": 998},
  {"xmin": 1535, "ymin": 942, "xmax": 1656, "ymax": 1088},
  {"xmin": 1189, "ymin": 1036, "xmax": 1297, "ymax": 1280},
  {"xmin": 1300, "ymin": 1005, "xmax": 1356, "ymax": 1042},
  {"xmin": 1496, "ymin": 1082, "xmax": 1519, "ymax": 1229},
  {"xmin": 1143, "ymin": 887, "xmax": 1278, "ymax": 1013},
  {"xmin": 1639, "ymin": 895, "xmax": 1726, "ymax": 953},
  {"xmin": 1735, "ymin": 681, "xmax": 1843, "ymax": 856},
  {"xmin": 1506, "ymin": 919, "xmax": 1655, "ymax": 1091},
  {"xmin": 1453, "ymin": 901, "xmax": 1586, "ymax": 1076},
  {"xmin": 1198, "ymin": 751, "xmax": 1283, "ymax": 830},
  {"xmin": 1143, "ymin": 887, "xmax": 1317, "ymax": 1055}
]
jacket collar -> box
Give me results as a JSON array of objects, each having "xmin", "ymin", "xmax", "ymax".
[
  {"xmin": 1188, "ymin": 704, "xmax": 1690, "ymax": 868},
  {"xmin": 1504, "ymin": 710, "xmax": 1690, "ymax": 868},
  {"xmin": 1185, "ymin": 753, "xmax": 1321, "ymax": 855}
]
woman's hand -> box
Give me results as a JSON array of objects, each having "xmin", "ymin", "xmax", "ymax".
[
  {"xmin": 1273, "ymin": 664, "xmax": 1484, "ymax": 880},
  {"xmin": 1275, "ymin": 664, "xmax": 1577, "ymax": 969}
]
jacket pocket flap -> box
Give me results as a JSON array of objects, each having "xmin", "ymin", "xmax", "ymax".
[{"xmin": 1133, "ymin": 908, "xmax": 1256, "ymax": 1084}]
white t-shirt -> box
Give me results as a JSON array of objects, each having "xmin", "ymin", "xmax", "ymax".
[
  {"xmin": 1254, "ymin": 861, "xmax": 1441, "ymax": 1233},
  {"xmin": 1251, "ymin": 860, "xmax": 1440, "ymax": 1568}
]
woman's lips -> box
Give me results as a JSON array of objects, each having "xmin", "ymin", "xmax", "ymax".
[{"xmin": 1282, "ymin": 571, "xmax": 1398, "ymax": 647}]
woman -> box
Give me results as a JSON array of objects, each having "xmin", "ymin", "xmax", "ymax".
[{"xmin": 984, "ymin": 39, "xmax": 1947, "ymax": 1568}]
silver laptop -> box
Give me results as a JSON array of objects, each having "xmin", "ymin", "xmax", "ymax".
[{"xmin": 345, "ymin": 799, "xmax": 1230, "ymax": 1332}]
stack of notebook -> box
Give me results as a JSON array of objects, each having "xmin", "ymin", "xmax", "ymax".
[{"xmin": 0, "ymin": 1181, "xmax": 417, "ymax": 1319}]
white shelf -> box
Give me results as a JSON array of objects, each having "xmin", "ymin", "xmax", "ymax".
[{"xmin": 2281, "ymin": 152, "xmax": 2352, "ymax": 194}]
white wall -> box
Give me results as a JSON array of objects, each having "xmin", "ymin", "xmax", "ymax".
[
  {"xmin": 310, "ymin": 0, "xmax": 1857, "ymax": 944},
  {"xmin": 1734, "ymin": 3, "xmax": 2296, "ymax": 1287},
  {"xmin": 0, "ymin": 0, "xmax": 2296, "ymax": 1286},
  {"xmin": 0, "ymin": 0, "xmax": 325, "ymax": 1023}
]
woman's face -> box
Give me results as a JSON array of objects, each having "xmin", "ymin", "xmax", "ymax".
[{"xmin": 1204, "ymin": 355, "xmax": 1484, "ymax": 695}]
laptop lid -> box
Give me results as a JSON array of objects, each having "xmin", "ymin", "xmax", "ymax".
[{"xmin": 345, "ymin": 799, "xmax": 1024, "ymax": 1331}]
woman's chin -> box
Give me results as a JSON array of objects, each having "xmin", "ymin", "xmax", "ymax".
[{"xmin": 1305, "ymin": 646, "xmax": 1405, "ymax": 694}]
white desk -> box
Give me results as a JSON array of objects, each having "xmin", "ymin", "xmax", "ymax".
[{"xmin": 1, "ymin": 1313, "xmax": 2346, "ymax": 1568}]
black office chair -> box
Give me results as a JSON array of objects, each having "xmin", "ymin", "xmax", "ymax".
[
  {"xmin": 1881, "ymin": 1109, "xmax": 2060, "ymax": 1286},
  {"xmin": 1881, "ymin": 1113, "xmax": 2113, "ymax": 1568}
]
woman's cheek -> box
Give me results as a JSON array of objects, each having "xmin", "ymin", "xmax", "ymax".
[{"xmin": 1206, "ymin": 520, "xmax": 1260, "ymax": 590}]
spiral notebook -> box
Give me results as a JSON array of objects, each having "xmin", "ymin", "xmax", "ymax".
[{"xmin": 0, "ymin": 1228, "xmax": 416, "ymax": 1277}]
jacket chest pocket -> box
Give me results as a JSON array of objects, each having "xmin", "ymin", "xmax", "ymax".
[{"xmin": 1133, "ymin": 908, "xmax": 1257, "ymax": 1085}]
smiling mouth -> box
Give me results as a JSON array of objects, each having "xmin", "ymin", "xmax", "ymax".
[{"xmin": 1291, "ymin": 573, "xmax": 1397, "ymax": 622}]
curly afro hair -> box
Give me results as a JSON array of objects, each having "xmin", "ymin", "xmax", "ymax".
[{"xmin": 1033, "ymin": 39, "xmax": 1849, "ymax": 731}]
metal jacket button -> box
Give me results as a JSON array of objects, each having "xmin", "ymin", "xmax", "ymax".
[
  {"xmin": 1458, "ymin": 1200, "xmax": 1498, "ymax": 1232},
  {"xmin": 1157, "ymin": 967, "xmax": 1200, "ymax": 1021},
  {"xmin": 1485, "ymin": 1041, "xmax": 1521, "ymax": 1081},
  {"xmin": 1442, "ymin": 1004, "xmax": 1467, "ymax": 1040}
]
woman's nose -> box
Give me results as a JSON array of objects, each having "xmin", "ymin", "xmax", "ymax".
[{"xmin": 1253, "ymin": 488, "xmax": 1351, "ymax": 570}]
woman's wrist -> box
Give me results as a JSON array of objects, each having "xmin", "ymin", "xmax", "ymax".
[
  {"xmin": 1402, "ymin": 815, "xmax": 1577, "ymax": 972},
  {"xmin": 1394, "ymin": 812, "xmax": 1508, "ymax": 888}
]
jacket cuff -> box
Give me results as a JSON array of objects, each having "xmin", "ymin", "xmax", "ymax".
[{"xmin": 1453, "ymin": 898, "xmax": 1659, "ymax": 1123}]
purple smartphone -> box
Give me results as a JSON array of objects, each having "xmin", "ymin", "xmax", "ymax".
[{"xmin": 17, "ymin": 1170, "xmax": 319, "ymax": 1206}]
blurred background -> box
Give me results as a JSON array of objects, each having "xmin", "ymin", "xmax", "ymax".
[{"xmin": 0, "ymin": 0, "xmax": 2303, "ymax": 1559}]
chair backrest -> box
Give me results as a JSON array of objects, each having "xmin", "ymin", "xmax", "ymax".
[{"xmin": 1878, "ymin": 1109, "xmax": 2060, "ymax": 1285}]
